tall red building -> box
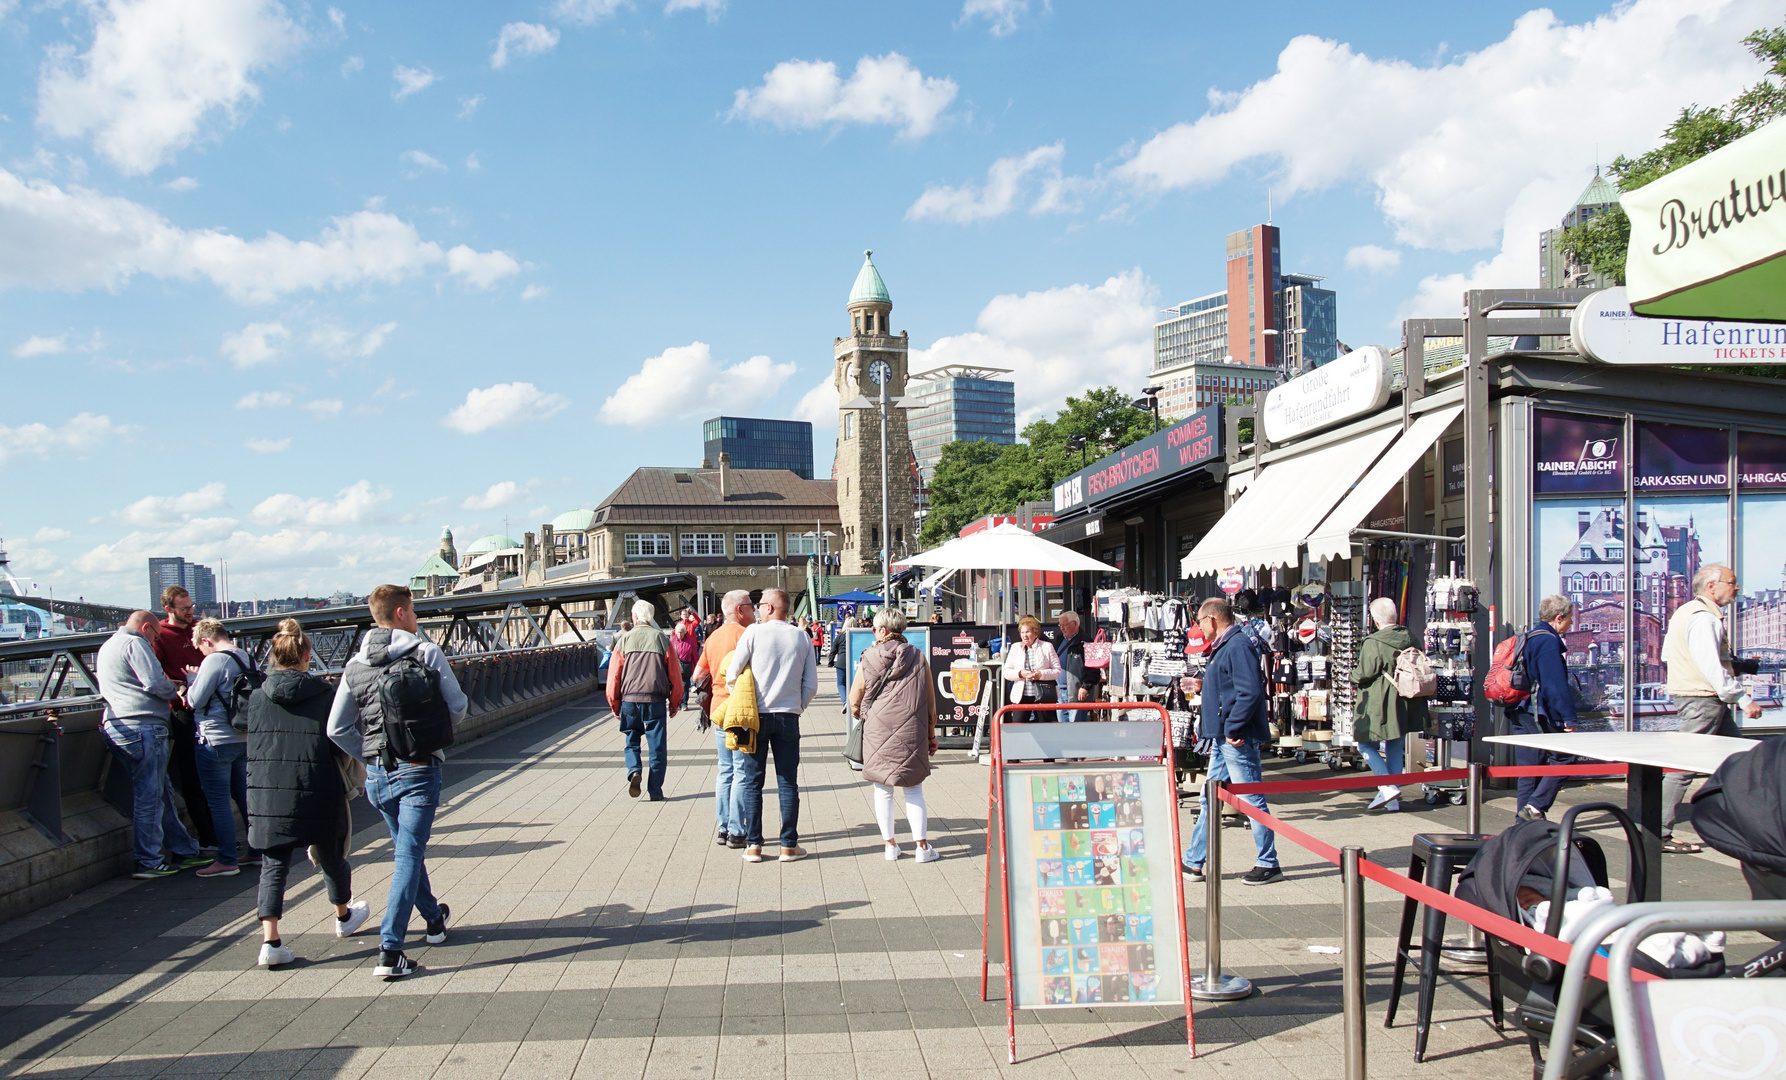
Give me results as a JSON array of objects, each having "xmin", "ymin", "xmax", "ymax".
[{"xmin": 1225, "ymin": 224, "xmax": 1281, "ymax": 369}]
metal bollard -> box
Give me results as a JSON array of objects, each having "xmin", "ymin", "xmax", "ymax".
[
  {"xmin": 1466, "ymin": 762, "xmax": 1483, "ymax": 950},
  {"xmin": 1342, "ymin": 845, "xmax": 1367, "ymax": 1080},
  {"xmin": 1190, "ymin": 779, "xmax": 1253, "ymax": 1001}
]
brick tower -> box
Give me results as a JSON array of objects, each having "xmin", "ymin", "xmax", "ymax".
[{"xmin": 833, "ymin": 250, "xmax": 916, "ymax": 576}]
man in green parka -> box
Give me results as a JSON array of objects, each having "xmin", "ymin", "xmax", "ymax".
[{"xmin": 1348, "ymin": 597, "xmax": 1429, "ymax": 812}]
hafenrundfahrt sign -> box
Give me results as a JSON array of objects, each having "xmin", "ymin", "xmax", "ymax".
[
  {"xmin": 1261, "ymin": 346, "xmax": 1392, "ymax": 443},
  {"xmin": 1572, "ymin": 287, "xmax": 1786, "ymax": 364}
]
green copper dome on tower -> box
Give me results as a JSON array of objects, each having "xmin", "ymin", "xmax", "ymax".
[{"xmin": 848, "ymin": 249, "xmax": 891, "ymax": 306}]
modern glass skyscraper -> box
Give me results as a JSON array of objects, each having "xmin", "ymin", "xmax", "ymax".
[
  {"xmin": 148, "ymin": 557, "xmax": 217, "ymax": 611},
  {"xmin": 702, "ymin": 417, "xmax": 815, "ymax": 479},
  {"xmin": 906, "ymin": 365, "xmax": 1017, "ymax": 482}
]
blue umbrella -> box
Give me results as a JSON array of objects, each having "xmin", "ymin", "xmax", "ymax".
[{"xmin": 818, "ymin": 590, "xmax": 885, "ymax": 603}]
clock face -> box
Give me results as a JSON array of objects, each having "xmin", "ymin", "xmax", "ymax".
[{"xmin": 868, "ymin": 359, "xmax": 891, "ymax": 386}]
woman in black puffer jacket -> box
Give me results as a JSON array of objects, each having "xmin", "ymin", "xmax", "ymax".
[{"xmin": 246, "ymin": 619, "xmax": 369, "ymax": 968}]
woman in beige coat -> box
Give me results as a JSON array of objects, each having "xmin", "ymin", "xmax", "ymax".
[{"xmin": 850, "ymin": 608, "xmax": 940, "ymax": 862}]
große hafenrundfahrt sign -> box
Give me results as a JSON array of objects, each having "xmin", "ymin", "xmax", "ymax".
[
  {"xmin": 1260, "ymin": 346, "xmax": 1392, "ymax": 443},
  {"xmin": 1572, "ymin": 287, "xmax": 1786, "ymax": 364},
  {"xmin": 1622, "ymin": 114, "xmax": 1786, "ymax": 322}
]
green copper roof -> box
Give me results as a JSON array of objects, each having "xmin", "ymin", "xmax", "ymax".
[
  {"xmin": 411, "ymin": 553, "xmax": 459, "ymax": 581},
  {"xmin": 550, "ymin": 508, "xmax": 598, "ymax": 532},
  {"xmin": 1575, "ymin": 170, "xmax": 1619, "ymax": 209},
  {"xmin": 848, "ymin": 249, "xmax": 890, "ymax": 306},
  {"xmin": 463, "ymin": 533, "xmax": 522, "ymax": 556}
]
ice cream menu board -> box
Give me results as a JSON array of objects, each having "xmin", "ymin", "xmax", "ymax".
[{"xmin": 1002, "ymin": 763, "xmax": 1185, "ymax": 1008}]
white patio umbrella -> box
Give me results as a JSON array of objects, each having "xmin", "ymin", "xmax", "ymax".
[{"xmin": 895, "ymin": 523, "xmax": 1119, "ymax": 574}]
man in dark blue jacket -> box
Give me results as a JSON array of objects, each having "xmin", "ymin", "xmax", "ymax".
[
  {"xmin": 1505, "ymin": 593, "xmax": 1578, "ymax": 820},
  {"xmin": 1181, "ymin": 598, "xmax": 1281, "ymax": 885}
]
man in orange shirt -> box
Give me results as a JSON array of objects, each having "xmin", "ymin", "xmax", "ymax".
[{"xmin": 695, "ymin": 589, "xmax": 754, "ymax": 847}]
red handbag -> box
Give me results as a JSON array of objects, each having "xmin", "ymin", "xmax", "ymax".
[{"xmin": 1083, "ymin": 628, "xmax": 1111, "ymax": 670}]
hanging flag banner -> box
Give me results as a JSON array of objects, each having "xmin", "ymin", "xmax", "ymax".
[
  {"xmin": 1622, "ymin": 116, "xmax": 1786, "ymax": 323},
  {"xmin": 1533, "ymin": 411, "xmax": 1625, "ymax": 495},
  {"xmin": 1634, "ymin": 422, "xmax": 1729, "ymax": 492}
]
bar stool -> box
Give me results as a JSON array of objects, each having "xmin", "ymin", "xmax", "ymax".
[{"xmin": 1386, "ymin": 832, "xmax": 1502, "ymax": 1061}]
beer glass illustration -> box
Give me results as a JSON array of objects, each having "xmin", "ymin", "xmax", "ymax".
[{"xmin": 948, "ymin": 658, "xmax": 981, "ymax": 705}]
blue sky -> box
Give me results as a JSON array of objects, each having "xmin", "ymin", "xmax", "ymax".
[{"xmin": 0, "ymin": 0, "xmax": 1772, "ymax": 605}]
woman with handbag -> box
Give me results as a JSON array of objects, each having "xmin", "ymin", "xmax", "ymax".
[
  {"xmin": 1001, "ymin": 616, "xmax": 1061, "ymax": 715},
  {"xmin": 245, "ymin": 618, "xmax": 370, "ymax": 967},
  {"xmin": 848, "ymin": 609, "xmax": 940, "ymax": 862}
]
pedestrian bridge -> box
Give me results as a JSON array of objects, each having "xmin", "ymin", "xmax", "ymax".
[{"xmin": 0, "ymin": 677, "xmax": 1706, "ymax": 1080}]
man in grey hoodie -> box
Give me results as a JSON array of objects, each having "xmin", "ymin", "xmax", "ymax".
[
  {"xmin": 328, "ymin": 585, "xmax": 467, "ymax": 980},
  {"xmin": 97, "ymin": 611, "xmax": 205, "ymax": 879}
]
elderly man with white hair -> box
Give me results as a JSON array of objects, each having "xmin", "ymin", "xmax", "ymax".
[
  {"xmin": 606, "ymin": 599, "xmax": 684, "ymax": 801},
  {"xmin": 695, "ymin": 589, "xmax": 755, "ymax": 846},
  {"xmin": 1347, "ymin": 597, "xmax": 1429, "ymax": 813},
  {"xmin": 727, "ymin": 587, "xmax": 819, "ymax": 862}
]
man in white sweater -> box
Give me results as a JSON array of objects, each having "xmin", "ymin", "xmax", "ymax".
[
  {"xmin": 1660, "ymin": 564, "xmax": 1762, "ymax": 853},
  {"xmin": 726, "ymin": 588, "xmax": 819, "ymax": 863}
]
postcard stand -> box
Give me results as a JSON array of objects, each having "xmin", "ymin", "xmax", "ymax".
[{"xmin": 979, "ymin": 702, "xmax": 1196, "ymax": 1063}]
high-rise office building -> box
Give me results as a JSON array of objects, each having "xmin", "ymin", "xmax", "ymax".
[
  {"xmin": 1153, "ymin": 293, "xmax": 1228, "ymax": 372},
  {"xmin": 1278, "ymin": 272, "xmax": 1339, "ymax": 375},
  {"xmin": 147, "ymin": 557, "xmax": 216, "ymax": 611},
  {"xmin": 1539, "ymin": 171, "xmax": 1620, "ymax": 291},
  {"xmin": 1226, "ymin": 224, "xmax": 1282, "ymax": 368},
  {"xmin": 906, "ymin": 364, "xmax": 1017, "ymax": 481},
  {"xmin": 701, "ymin": 416, "xmax": 815, "ymax": 479}
]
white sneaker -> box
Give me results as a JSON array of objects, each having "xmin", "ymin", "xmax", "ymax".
[
  {"xmin": 1382, "ymin": 799, "xmax": 1400, "ymax": 813},
  {"xmin": 1368, "ymin": 786, "xmax": 1401, "ymax": 810},
  {"xmin": 885, "ymin": 842, "xmax": 901, "ymax": 861},
  {"xmin": 915, "ymin": 845, "xmax": 941, "ymax": 863},
  {"xmin": 335, "ymin": 900, "xmax": 370, "ymax": 938},
  {"xmin": 258, "ymin": 942, "xmax": 294, "ymax": 968}
]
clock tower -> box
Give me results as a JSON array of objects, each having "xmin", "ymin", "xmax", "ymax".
[{"xmin": 833, "ymin": 250, "xmax": 916, "ymax": 576}]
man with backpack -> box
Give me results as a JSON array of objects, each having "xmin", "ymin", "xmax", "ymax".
[
  {"xmin": 1502, "ymin": 594, "xmax": 1579, "ymax": 821},
  {"xmin": 187, "ymin": 619, "xmax": 262, "ymax": 877},
  {"xmin": 328, "ymin": 584, "xmax": 467, "ymax": 980}
]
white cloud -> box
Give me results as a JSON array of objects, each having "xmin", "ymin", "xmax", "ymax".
[
  {"xmin": 220, "ymin": 319, "xmax": 288, "ymax": 366},
  {"xmin": 553, "ymin": 0, "xmax": 629, "ymax": 24},
  {"xmin": 164, "ymin": 176, "xmax": 198, "ymax": 191},
  {"xmin": 0, "ymin": 413, "xmax": 130, "ymax": 468},
  {"xmin": 327, "ymin": 6, "xmax": 344, "ymax": 31},
  {"xmin": 244, "ymin": 437, "xmax": 289, "ymax": 453},
  {"xmin": 521, "ymin": 283, "xmax": 548, "ymax": 301},
  {"xmin": 400, "ymin": 149, "xmax": 446, "ymax": 176},
  {"xmin": 492, "ymin": 22, "xmax": 559, "ymax": 69},
  {"xmin": 598, "ymin": 343, "xmax": 796, "ymax": 426},
  {"xmin": 392, "ymin": 64, "xmax": 436, "ymax": 100},
  {"xmin": 234, "ymin": 390, "xmax": 291, "ymax": 409},
  {"xmin": 444, "ymin": 382, "xmax": 568, "ymax": 434},
  {"xmin": 960, "ymin": 0, "xmax": 1033, "ymax": 36},
  {"xmin": 0, "ymin": 171, "xmax": 521, "ymax": 300},
  {"xmin": 115, "ymin": 482, "xmax": 228, "ymax": 527},
  {"xmin": 305, "ymin": 398, "xmax": 343, "ymax": 419},
  {"xmin": 458, "ymin": 94, "xmax": 483, "ymax": 119},
  {"xmin": 340, "ymin": 55, "xmax": 362, "ymax": 77},
  {"xmin": 731, "ymin": 53, "xmax": 957, "ymax": 139},
  {"xmin": 906, "ymin": 143, "xmax": 1070, "ymax": 223},
  {"xmin": 665, "ymin": 0, "xmax": 725, "ymax": 15},
  {"xmin": 462, "ymin": 480, "xmax": 528, "ymax": 511},
  {"xmin": 32, "ymin": 527, "xmax": 72, "ymax": 543},
  {"xmin": 1104, "ymin": 0, "xmax": 1769, "ymax": 316},
  {"xmin": 1345, "ymin": 245, "xmax": 1402, "ymax": 274},
  {"xmin": 464, "ymin": 152, "xmax": 481, "ymax": 172},
  {"xmin": 791, "ymin": 375, "xmax": 839, "ymax": 427},
  {"xmin": 250, "ymin": 479, "xmax": 387, "ymax": 527},
  {"xmin": 36, "ymin": 0, "xmax": 306, "ymax": 175},
  {"xmin": 912, "ymin": 270, "xmax": 1156, "ymax": 424},
  {"xmin": 310, "ymin": 320, "xmax": 396, "ymax": 357},
  {"xmin": 13, "ymin": 335, "xmax": 67, "ymax": 358}
]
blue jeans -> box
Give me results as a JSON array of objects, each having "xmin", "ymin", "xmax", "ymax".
[
  {"xmin": 366, "ymin": 761, "xmax": 444, "ymax": 953},
  {"xmin": 619, "ymin": 701, "xmax": 668, "ymax": 798},
  {"xmin": 737, "ymin": 712, "xmax": 801, "ymax": 849},
  {"xmin": 104, "ymin": 719, "xmax": 199, "ymax": 869},
  {"xmin": 1506, "ymin": 710, "xmax": 1571, "ymax": 812},
  {"xmin": 194, "ymin": 740, "xmax": 249, "ymax": 864},
  {"xmin": 1182, "ymin": 739, "xmax": 1278, "ymax": 870},
  {"xmin": 1358, "ymin": 738, "xmax": 1405, "ymax": 781},
  {"xmin": 715, "ymin": 728, "xmax": 741, "ymax": 835}
]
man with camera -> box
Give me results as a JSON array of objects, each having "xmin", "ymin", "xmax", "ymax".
[{"xmin": 1660, "ymin": 564, "xmax": 1761, "ymax": 854}]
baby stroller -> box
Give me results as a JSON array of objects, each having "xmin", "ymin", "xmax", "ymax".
[{"xmin": 1456, "ymin": 803, "xmax": 1722, "ymax": 1080}]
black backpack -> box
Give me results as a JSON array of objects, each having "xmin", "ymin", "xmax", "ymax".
[
  {"xmin": 224, "ymin": 652, "xmax": 267, "ymax": 732},
  {"xmin": 375, "ymin": 654, "xmax": 456, "ymax": 762}
]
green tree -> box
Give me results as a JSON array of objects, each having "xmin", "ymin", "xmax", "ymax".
[
  {"xmin": 918, "ymin": 386, "xmax": 1153, "ymax": 546},
  {"xmin": 1561, "ymin": 23, "xmax": 1786, "ymax": 283}
]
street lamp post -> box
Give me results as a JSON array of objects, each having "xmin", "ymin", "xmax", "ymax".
[{"xmin": 1133, "ymin": 385, "xmax": 1163, "ymax": 432}]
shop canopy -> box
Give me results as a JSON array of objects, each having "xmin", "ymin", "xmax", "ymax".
[
  {"xmin": 1180, "ymin": 424, "xmax": 1400, "ymax": 578},
  {"xmin": 1304, "ymin": 404, "xmax": 1464, "ymax": 563},
  {"xmin": 1622, "ymin": 116, "xmax": 1786, "ymax": 321},
  {"xmin": 897, "ymin": 523, "xmax": 1119, "ymax": 574}
]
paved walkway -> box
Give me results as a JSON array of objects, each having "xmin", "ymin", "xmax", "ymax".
[{"xmin": 0, "ymin": 684, "xmax": 1756, "ymax": 1080}]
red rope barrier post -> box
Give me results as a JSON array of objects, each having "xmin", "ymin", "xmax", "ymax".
[
  {"xmin": 1341, "ymin": 845, "xmax": 1367, "ymax": 1080},
  {"xmin": 1190, "ymin": 778, "xmax": 1253, "ymax": 1001}
]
